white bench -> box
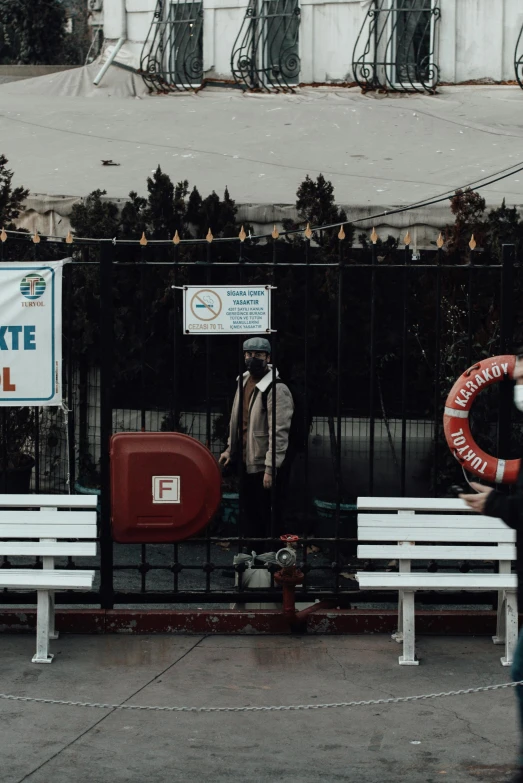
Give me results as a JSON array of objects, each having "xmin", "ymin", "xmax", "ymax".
[
  {"xmin": 0, "ymin": 494, "xmax": 98, "ymax": 663},
  {"xmin": 356, "ymin": 497, "xmax": 517, "ymax": 667}
]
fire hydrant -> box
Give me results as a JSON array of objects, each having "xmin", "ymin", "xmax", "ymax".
[{"xmin": 274, "ymin": 534, "xmax": 304, "ymax": 619}]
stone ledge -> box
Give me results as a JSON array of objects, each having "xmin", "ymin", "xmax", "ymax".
[{"xmin": 0, "ymin": 608, "xmax": 501, "ymax": 635}]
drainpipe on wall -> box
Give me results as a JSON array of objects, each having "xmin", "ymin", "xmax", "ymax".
[
  {"xmin": 93, "ymin": 37, "xmax": 125, "ymax": 85},
  {"xmin": 93, "ymin": 0, "xmax": 127, "ymax": 86}
]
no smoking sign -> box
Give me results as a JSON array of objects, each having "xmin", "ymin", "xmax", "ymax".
[
  {"xmin": 183, "ymin": 285, "xmax": 271, "ymax": 334},
  {"xmin": 189, "ymin": 289, "xmax": 222, "ymax": 322}
]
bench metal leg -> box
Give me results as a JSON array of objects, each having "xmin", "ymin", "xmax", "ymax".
[
  {"xmin": 399, "ymin": 591, "xmax": 418, "ymax": 666},
  {"xmin": 501, "ymin": 591, "xmax": 518, "ymax": 667},
  {"xmin": 32, "ymin": 591, "xmax": 54, "ymax": 664},
  {"xmin": 493, "ymin": 589, "xmax": 506, "ymax": 645},
  {"xmin": 392, "ymin": 591, "xmax": 404, "ymax": 643},
  {"xmin": 48, "ymin": 592, "xmax": 59, "ymax": 640},
  {"xmin": 393, "ymin": 554, "xmax": 411, "ymax": 644}
]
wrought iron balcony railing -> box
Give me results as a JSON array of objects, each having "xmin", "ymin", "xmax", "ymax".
[
  {"xmin": 352, "ymin": 0, "xmax": 440, "ymax": 94},
  {"xmin": 140, "ymin": 0, "xmax": 203, "ymax": 92},
  {"xmin": 516, "ymin": 22, "xmax": 523, "ymax": 89},
  {"xmin": 231, "ymin": 0, "xmax": 301, "ymax": 92}
]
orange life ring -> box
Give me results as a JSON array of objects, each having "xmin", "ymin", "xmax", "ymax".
[{"xmin": 443, "ymin": 354, "xmax": 519, "ymax": 484}]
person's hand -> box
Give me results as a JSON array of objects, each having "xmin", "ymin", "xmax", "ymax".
[
  {"xmin": 459, "ymin": 481, "xmax": 493, "ymax": 514},
  {"xmin": 219, "ymin": 453, "xmax": 230, "ymax": 467},
  {"xmin": 263, "ymin": 472, "xmax": 272, "ymax": 490}
]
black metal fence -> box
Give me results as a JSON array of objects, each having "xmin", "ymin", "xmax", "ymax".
[{"xmin": 0, "ymin": 233, "xmax": 520, "ymax": 609}]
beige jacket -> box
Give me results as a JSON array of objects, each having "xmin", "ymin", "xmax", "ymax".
[{"xmin": 223, "ymin": 368, "xmax": 294, "ymax": 475}]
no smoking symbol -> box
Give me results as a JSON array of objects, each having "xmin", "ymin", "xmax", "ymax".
[{"xmin": 190, "ymin": 289, "xmax": 222, "ymax": 322}]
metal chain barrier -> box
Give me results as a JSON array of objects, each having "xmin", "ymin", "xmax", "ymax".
[{"xmin": 1, "ymin": 681, "xmax": 522, "ymax": 713}]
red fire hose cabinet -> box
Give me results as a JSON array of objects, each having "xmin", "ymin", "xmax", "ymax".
[{"xmin": 110, "ymin": 432, "xmax": 222, "ymax": 543}]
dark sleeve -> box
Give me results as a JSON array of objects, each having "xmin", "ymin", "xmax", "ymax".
[{"xmin": 484, "ymin": 489, "xmax": 522, "ymax": 530}]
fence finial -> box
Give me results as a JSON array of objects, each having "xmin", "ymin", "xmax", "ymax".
[
  {"xmin": 304, "ymin": 223, "xmax": 312, "ymax": 240},
  {"xmin": 370, "ymin": 227, "xmax": 378, "ymax": 244},
  {"xmin": 0, "ymin": 228, "xmax": 6, "ymax": 243},
  {"xmin": 403, "ymin": 231, "xmax": 411, "ymax": 246},
  {"xmin": 436, "ymin": 232, "xmax": 444, "ymax": 249},
  {"xmin": 65, "ymin": 231, "xmax": 73, "ymax": 244},
  {"xmin": 272, "ymin": 225, "xmax": 279, "ymax": 240},
  {"xmin": 338, "ymin": 225, "xmax": 346, "ymax": 240},
  {"xmin": 32, "ymin": 231, "xmax": 41, "ymax": 244},
  {"xmin": 206, "ymin": 228, "xmax": 213, "ymax": 243},
  {"xmin": 173, "ymin": 230, "xmax": 180, "ymax": 245},
  {"xmin": 469, "ymin": 234, "xmax": 477, "ymax": 251},
  {"xmin": 239, "ymin": 225, "xmax": 246, "ymax": 242},
  {"xmin": 139, "ymin": 232, "xmax": 148, "ymax": 246}
]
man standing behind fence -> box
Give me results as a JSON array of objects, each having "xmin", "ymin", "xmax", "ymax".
[
  {"xmin": 219, "ymin": 337, "xmax": 294, "ymax": 547},
  {"xmin": 461, "ymin": 352, "xmax": 523, "ymax": 783}
]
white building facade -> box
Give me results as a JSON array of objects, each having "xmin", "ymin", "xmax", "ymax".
[{"xmin": 95, "ymin": 0, "xmax": 523, "ymax": 92}]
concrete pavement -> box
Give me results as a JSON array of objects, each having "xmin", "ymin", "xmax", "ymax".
[{"xmin": 0, "ymin": 632, "xmax": 520, "ymax": 782}]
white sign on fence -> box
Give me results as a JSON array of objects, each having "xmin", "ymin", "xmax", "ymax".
[
  {"xmin": 0, "ymin": 260, "xmax": 66, "ymax": 406},
  {"xmin": 183, "ymin": 285, "xmax": 271, "ymax": 334}
]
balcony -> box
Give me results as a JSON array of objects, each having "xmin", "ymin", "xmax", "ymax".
[
  {"xmin": 231, "ymin": 0, "xmax": 301, "ymax": 92},
  {"xmin": 352, "ymin": 0, "xmax": 441, "ymax": 94},
  {"xmin": 140, "ymin": 0, "xmax": 203, "ymax": 92}
]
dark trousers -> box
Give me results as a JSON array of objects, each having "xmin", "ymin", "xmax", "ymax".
[
  {"xmin": 241, "ymin": 458, "xmax": 292, "ymax": 547},
  {"xmin": 513, "ymin": 629, "xmax": 523, "ymax": 766}
]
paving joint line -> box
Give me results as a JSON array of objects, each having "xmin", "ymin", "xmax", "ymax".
[{"xmin": 12, "ymin": 635, "xmax": 208, "ymax": 782}]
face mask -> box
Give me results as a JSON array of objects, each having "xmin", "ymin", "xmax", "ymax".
[
  {"xmin": 515, "ymin": 385, "xmax": 523, "ymax": 412},
  {"xmin": 245, "ymin": 357, "xmax": 267, "ymax": 376}
]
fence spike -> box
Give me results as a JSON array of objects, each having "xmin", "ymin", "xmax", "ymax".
[
  {"xmin": 469, "ymin": 234, "xmax": 477, "ymax": 251},
  {"xmin": 338, "ymin": 225, "xmax": 346, "ymax": 240},
  {"xmin": 304, "ymin": 223, "xmax": 312, "ymax": 240},
  {"xmin": 239, "ymin": 225, "xmax": 246, "ymax": 242},
  {"xmin": 139, "ymin": 232, "xmax": 148, "ymax": 246},
  {"xmin": 404, "ymin": 231, "xmax": 411, "ymax": 246},
  {"xmin": 272, "ymin": 225, "xmax": 279, "ymax": 240},
  {"xmin": 370, "ymin": 227, "xmax": 378, "ymax": 244},
  {"xmin": 173, "ymin": 230, "xmax": 180, "ymax": 245},
  {"xmin": 32, "ymin": 231, "xmax": 41, "ymax": 244},
  {"xmin": 436, "ymin": 232, "xmax": 444, "ymax": 249},
  {"xmin": 65, "ymin": 231, "xmax": 73, "ymax": 244},
  {"xmin": 206, "ymin": 228, "xmax": 214, "ymax": 243},
  {"xmin": 0, "ymin": 227, "xmax": 6, "ymax": 243}
]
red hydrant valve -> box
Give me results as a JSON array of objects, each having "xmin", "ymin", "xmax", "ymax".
[
  {"xmin": 276, "ymin": 534, "xmax": 299, "ymax": 568},
  {"xmin": 274, "ymin": 534, "xmax": 304, "ymax": 618}
]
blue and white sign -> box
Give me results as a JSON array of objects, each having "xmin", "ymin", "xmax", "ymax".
[{"xmin": 0, "ymin": 260, "xmax": 67, "ymax": 406}]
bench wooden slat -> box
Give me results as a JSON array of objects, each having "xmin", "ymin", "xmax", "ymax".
[
  {"xmin": 0, "ymin": 542, "xmax": 97, "ymax": 557},
  {"xmin": 0, "ymin": 495, "xmax": 98, "ymax": 508},
  {"xmin": 358, "ymin": 514, "xmax": 506, "ymax": 529},
  {"xmin": 357, "ymin": 572, "xmax": 517, "ymax": 590},
  {"xmin": 0, "ymin": 569, "xmax": 95, "ymax": 590},
  {"xmin": 0, "ymin": 524, "xmax": 96, "ymax": 539},
  {"xmin": 358, "ymin": 527, "xmax": 515, "ymax": 543},
  {"xmin": 0, "ymin": 510, "xmax": 97, "ymax": 525},
  {"xmin": 357, "ymin": 544, "xmax": 516, "ymax": 561},
  {"xmin": 357, "ymin": 497, "xmax": 473, "ymax": 512}
]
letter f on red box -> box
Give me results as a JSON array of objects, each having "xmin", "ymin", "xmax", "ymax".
[
  {"xmin": 158, "ymin": 479, "xmax": 173, "ymax": 498},
  {"xmin": 153, "ymin": 476, "xmax": 181, "ymax": 504}
]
